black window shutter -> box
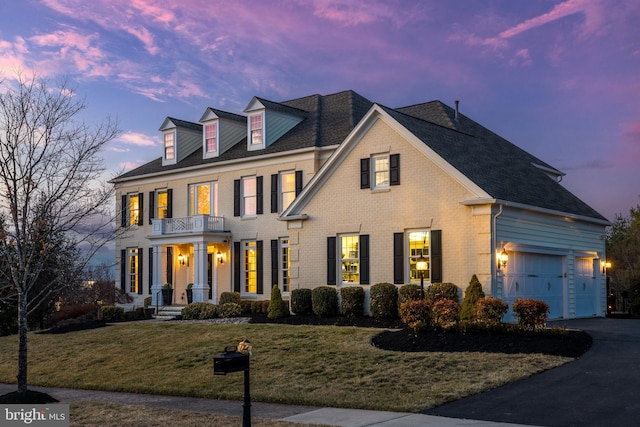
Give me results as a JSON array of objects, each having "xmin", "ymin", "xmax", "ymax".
[
  {"xmin": 256, "ymin": 176, "xmax": 263, "ymax": 215},
  {"xmin": 166, "ymin": 247, "xmax": 173, "ymax": 286},
  {"xmin": 120, "ymin": 249, "xmax": 126, "ymax": 291},
  {"xmin": 233, "ymin": 179, "xmax": 240, "ymax": 217},
  {"xmin": 233, "ymin": 242, "xmax": 241, "ymax": 292},
  {"xmin": 390, "ymin": 154, "xmax": 400, "ymax": 186},
  {"xmin": 359, "ymin": 235, "xmax": 370, "ymax": 285},
  {"xmin": 270, "ymin": 174, "xmax": 278, "ymax": 213},
  {"xmin": 257, "ymin": 241, "xmax": 264, "ymax": 294},
  {"xmin": 166, "ymin": 189, "xmax": 173, "ymax": 218},
  {"xmin": 148, "ymin": 247, "xmax": 153, "ymax": 294},
  {"xmin": 121, "ymin": 195, "xmax": 127, "ymax": 227},
  {"xmin": 271, "ymin": 240, "xmax": 278, "ymax": 288},
  {"xmin": 137, "ymin": 193, "xmax": 144, "ymax": 226},
  {"xmin": 393, "ymin": 232, "xmax": 404, "ymax": 284},
  {"xmin": 431, "ymin": 230, "xmax": 442, "ymax": 282},
  {"xmin": 137, "ymin": 249, "xmax": 143, "ymax": 295},
  {"xmin": 295, "ymin": 170, "xmax": 303, "ymax": 195},
  {"xmin": 360, "ymin": 158, "xmax": 370, "ymax": 189},
  {"xmin": 149, "ymin": 191, "xmax": 155, "ymax": 224},
  {"xmin": 327, "ymin": 237, "xmax": 337, "ymax": 285}
]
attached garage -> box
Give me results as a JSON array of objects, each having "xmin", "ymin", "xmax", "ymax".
[
  {"xmin": 503, "ymin": 252, "xmax": 565, "ymax": 320},
  {"xmin": 574, "ymin": 257, "xmax": 599, "ymax": 317}
]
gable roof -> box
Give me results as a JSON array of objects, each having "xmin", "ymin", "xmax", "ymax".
[
  {"xmin": 114, "ymin": 90, "xmax": 373, "ymax": 181},
  {"xmin": 113, "ymin": 90, "xmax": 606, "ymax": 223}
]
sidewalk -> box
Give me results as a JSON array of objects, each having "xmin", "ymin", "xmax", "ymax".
[{"xmin": 0, "ymin": 384, "xmax": 538, "ymax": 426}]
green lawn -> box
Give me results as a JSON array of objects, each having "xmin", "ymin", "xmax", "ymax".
[{"xmin": 0, "ymin": 322, "xmax": 572, "ymax": 412}]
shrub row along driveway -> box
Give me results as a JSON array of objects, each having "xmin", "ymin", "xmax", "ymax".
[{"xmin": 426, "ymin": 318, "xmax": 640, "ymax": 427}]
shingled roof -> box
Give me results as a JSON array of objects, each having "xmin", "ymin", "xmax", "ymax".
[{"xmin": 113, "ymin": 90, "xmax": 605, "ymax": 222}]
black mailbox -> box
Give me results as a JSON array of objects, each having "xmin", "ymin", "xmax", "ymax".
[{"xmin": 213, "ymin": 347, "xmax": 249, "ymax": 375}]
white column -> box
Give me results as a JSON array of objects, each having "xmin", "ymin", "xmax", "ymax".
[
  {"xmin": 192, "ymin": 242, "xmax": 208, "ymax": 303},
  {"xmin": 151, "ymin": 245, "xmax": 163, "ymax": 306}
]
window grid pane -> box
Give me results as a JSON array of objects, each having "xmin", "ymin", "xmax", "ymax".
[
  {"xmin": 243, "ymin": 241, "xmax": 257, "ymax": 293},
  {"xmin": 128, "ymin": 248, "xmax": 138, "ymax": 293},
  {"xmin": 281, "ymin": 239, "xmax": 290, "ymax": 293},
  {"xmin": 128, "ymin": 194, "xmax": 139, "ymax": 226},
  {"xmin": 242, "ymin": 177, "xmax": 257, "ymax": 216},
  {"xmin": 341, "ymin": 235, "xmax": 359, "ymax": 283},
  {"xmin": 280, "ymin": 172, "xmax": 296, "ymax": 212},
  {"xmin": 205, "ymin": 123, "xmax": 217, "ymax": 152},
  {"xmin": 373, "ymin": 155, "xmax": 390, "ymax": 188},
  {"xmin": 250, "ymin": 115, "xmax": 263, "ymax": 145},
  {"xmin": 408, "ymin": 231, "xmax": 430, "ymax": 282},
  {"xmin": 157, "ymin": 191, "xmax": 168, "ymax": 219},
  {"xmin": 164, "ymin": 133, "xmax": 175, "ymax": 159}
]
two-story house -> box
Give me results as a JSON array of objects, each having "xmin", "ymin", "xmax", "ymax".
[{"xmin": 112, "ymin": 90, "xmax": 610, "ymax": 320}]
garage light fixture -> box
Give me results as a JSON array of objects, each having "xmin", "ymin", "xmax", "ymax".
[{"xmin": 497, "ymin": 248, "xmax": 508, "ymax": 270}]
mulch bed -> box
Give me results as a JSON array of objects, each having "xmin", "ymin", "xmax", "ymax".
[{"xmin": 0, "ymin": 390, "xmax": 59, "ymax": 404}]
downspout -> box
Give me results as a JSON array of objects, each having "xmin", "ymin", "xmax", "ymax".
[{"xmin": 492, "ymin": 204, "xmax": 504, "ymax": 296}]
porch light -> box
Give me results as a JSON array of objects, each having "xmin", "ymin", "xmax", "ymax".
[
  {"xmin": 497, "ymin": 248, "xmax": 508, "ymax": 270},
  {"xmin": 178, "ymin": 252, "xmax": 188, "ymax": 266},
  {"xmin": 217, "ymin": 250, "xmax": 224, "ymax": 264},
  {"xmin": 416, "ymin": 255, "xmax": 428, "ymax": 299},
  {"xmin": 601, "ymin": 260, "xmax": 611, "ymax": 274}
]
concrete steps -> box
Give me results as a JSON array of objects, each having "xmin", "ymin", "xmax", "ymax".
[{"xmin": 153, "ymin": 305, "xmax": 185, "ymax": 320}]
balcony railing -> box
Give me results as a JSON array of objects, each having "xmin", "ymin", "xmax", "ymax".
[{"xmin": 151, "ymin": 215, "xmax": 225, "ymax": 236}]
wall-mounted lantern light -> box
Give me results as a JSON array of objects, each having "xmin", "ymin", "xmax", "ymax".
[
  {"xmin": 178, "ymin": 252, "xmax": 188, "ymax": 266},
  {"xmin": 217, "ymin": 250, "xmax": 224, "ymax": 264},
  {"xmin": 497, "ymin": 248, "xmax": 508, "ymax": 270}
]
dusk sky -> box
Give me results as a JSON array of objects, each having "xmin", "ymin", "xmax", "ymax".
[{"xmin": 1, "ymin": 0, "xmax": 638, "ymax": 222}]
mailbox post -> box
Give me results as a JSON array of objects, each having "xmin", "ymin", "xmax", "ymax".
[{"xmin": 214, "ymin": 343, "xmax": 252, "ymax": 427}]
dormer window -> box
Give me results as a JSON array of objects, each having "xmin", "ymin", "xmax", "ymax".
[
  {"xmin": 249, "ymin": 113, "xmax": 263, "ymax": 146},
  {"xmin": 164, "ymin": 132, "xmax": 175, "ymax": 160},
  {"xmin": 205, "ymin": 123, "xmax": 218, "ymax": 154}
]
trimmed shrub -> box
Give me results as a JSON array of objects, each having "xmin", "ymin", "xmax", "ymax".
[
  {"xmin": 199, "ymin": 303, "xmax": 218, "ymax": 319},
  {"xmin": 250, "ymin": 300, "xmax": 269, "ymax": 314},
  {"xmin": 219, "ymin": 292, "xmax": 241, "ymax": 305},
  {"xmin": 513, "ymin": 298, "xmax": 550, "ymax": 329},
  {"xmin": 398, "ymin": 284, "xmax": 422, "ymax": 307},
  {"xmin": 143, "ymin": 296, "xmax": 152, "ymax": 309},
  {"xmin": 399, "ymin": 299, "xmax": 432, "ymax": 333},
  {"xmin": 340, "ymin": 286, "xmax": 365, "ymax": 317},
  {"xmin": 476, "ymin": 297, "xmax": 509, "ymax": 325},
  {"xmin": 182, "ymin": 302, "xmax": 207, "ymax": 320},
  {"xmin": 291, "ymin": 288, "xmax": 313, "ymax": 315},
  {"xmin": 312, "ymin": 286, "xmax": 339, "ymax": 317},
  {"xmin": 239, "ymin": 300, "xmax": 252, "ymax": 314},
  {"xmin": 370, "ymin": 282, "xmax": 398, "ymax": 319},
  {"xmin": 460, "ymin": 275, "xmax": 485, "ymax": 322},
  {"xmin": 55, "ymin": 303, "xmax": 97, "ymax": 322},
  {"xmin": 432, "ymin": 299, "xmax": 460, "ymax": 330},
  {"xmin": 268, "ymin": 285, "xmax": 290, "ymax": 319},
  {"xmin": 100, "ymin": 306, "xmax": 124, "ymax": 322},
  {"xmin": 219, "ymin": 302, "xmax": 243, "ymax": 318},
  {"xmin": 425, "ymin": 282, "xmax": 460, "ymax": 303}
]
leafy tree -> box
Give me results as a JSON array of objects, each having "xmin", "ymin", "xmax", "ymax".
[
  {"xmin": 606, "ymin": 203, "xmax": 640, "ymax": 313},
  {"xmin": 0, "ymin": 74, "xmax": 119, "ymax": 394}
]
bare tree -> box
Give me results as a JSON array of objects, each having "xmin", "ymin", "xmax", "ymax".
[{"xmin": 0, "ymin": 74, "xmax": 119, "ymax": 394}]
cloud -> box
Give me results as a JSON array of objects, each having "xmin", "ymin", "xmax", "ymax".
[{"xmin": 117, "ymin": 131, "xmax": 159, "ymax": 147}]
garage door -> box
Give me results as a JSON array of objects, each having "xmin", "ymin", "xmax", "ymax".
[
  {"xmin": 503, "ymin": 252, "xmax": 564, "ymax": 320},
  {"xmin": 574, "ymin": 258, "xmax": 598, "ymax": 317}
]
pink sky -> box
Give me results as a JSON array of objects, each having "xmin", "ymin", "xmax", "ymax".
[{"xmin": 1, "ymin": 0, "xmax": 639, "ymax": 221}]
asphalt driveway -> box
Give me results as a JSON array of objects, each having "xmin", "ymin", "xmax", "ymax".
[{"xmin": 425, "ymin": 317, "xmax": 640, "ymax": 427}]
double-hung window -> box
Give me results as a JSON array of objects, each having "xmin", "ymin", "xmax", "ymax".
[
  {"xmin": 408, "ymin": 231, "xmax": 430, "ymax": 283},
  {"xmin": 243, "ymin": 241, "xmax": 257, "ymax": 294},
  {"xmin": 156, "ymin": 190, "xmax": 169, "ymax": 219},
  {"xmin": 242, "ymin": 177, "xmax": 257, "ymax": 217},
  {"xmin": 280, "ymin": 171, "xmax": 296, "ymax": 212},
  {"xmin": 128, "ymin": 248, "xmax": 139, "ymax": 293},
  {"xmin": 189, "ymin": 182, "xmax": 217, "ymax": 216},
  {"xmin": 372, "ymin": 154, "xmax": 390, "ymax": 189},
  {"xmin": 205, "ymin": 123, "xmax": 217, "ymax": 154},
  {"xmin": 128, "ymin": 193, "xmax": 140, "ymax": 226},
  {"xmin": 341, "ymin": 235, "xmax": 359, "ymax": 283},
  {"xmin": 164, "ymin": 132, "xmax": 175, "ymax": 160},
  {"xmin": 249, "ymin": 114, "xmax": 263, "ymax": 146}
]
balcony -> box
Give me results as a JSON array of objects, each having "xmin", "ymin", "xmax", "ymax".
[{"xmin": 151, "ymin": 215, "xmax": 225, "ymax": 236}]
